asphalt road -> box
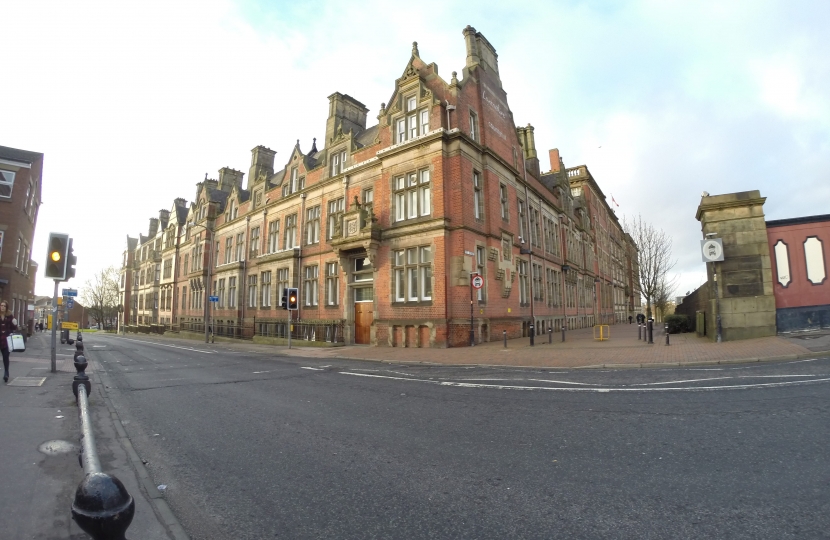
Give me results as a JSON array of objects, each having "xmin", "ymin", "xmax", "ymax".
[{"xmin": 87, "ymin": 333, "xmax": 830, "ymax": 539}]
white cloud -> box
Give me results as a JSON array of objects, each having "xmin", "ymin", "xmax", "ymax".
[{"xmin": 2, "ymin": 0, "xmax": 828, "ymax": 299}]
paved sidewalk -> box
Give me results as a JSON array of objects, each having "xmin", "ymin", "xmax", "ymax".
[
  {"xmin": 0, "ymin": 332, "xmax": 179, "ymax": 539},
  {"xmin": 273, "ymin": 323, "xmax": 829, "ymax": 368}
]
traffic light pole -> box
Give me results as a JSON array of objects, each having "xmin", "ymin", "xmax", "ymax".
[
  {"xmin": 50, "ymin": 279, "xmax": 58, "ymax": 373},
  {"xmin": 287, "ymin": 303, "xmax": 291, "ymax": 350}
]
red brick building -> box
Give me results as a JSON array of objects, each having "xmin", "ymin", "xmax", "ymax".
[
  {"xmin": 0, "ymin": 145, "xmax": 43, "ymax": 333},
  {"xmin": 120, "ymin": 27, "xmax": 639, "ymax": 347},
  {"xmin": 767, "ymin": 214, "xmax": 830, "ymax": 332}
]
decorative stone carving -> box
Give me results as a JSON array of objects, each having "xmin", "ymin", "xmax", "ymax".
[
  {"xmin": 346, "ymin": 219, "xmax": 358, "ymax": 237},
  {"xmin": 488, "ymin": 247, "xmax": 498, "ymax": 261}
]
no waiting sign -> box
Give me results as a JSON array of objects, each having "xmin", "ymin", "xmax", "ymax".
[{"xmin": 471, "ymin": 274, "xmax": 484, "ymax": 289}]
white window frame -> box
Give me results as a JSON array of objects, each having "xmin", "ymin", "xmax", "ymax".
[{"xmin": 0, "ymin": 170, "xmax": 15, "ymax": 199}]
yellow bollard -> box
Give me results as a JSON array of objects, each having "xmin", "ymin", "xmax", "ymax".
[{"xmin": 593, "ymin": 324, "xmax": 610, "ymax": 341}]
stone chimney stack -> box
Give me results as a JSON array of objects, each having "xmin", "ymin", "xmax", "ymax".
[
  {"xmin": 249, "ymin": 145, "xmax": 276, "ymax": 186},
  {"xmin": 462, "ymin": 25, "xmax": 501, "ymax": 87},
  {"xmin": 174, "ymin": 198, "xmax": 187, "ymax": 208},
  {"xmin": 218, "ymin": 168, "xmax": 244, "ymax": 192},
  {"xmin": 148, "ymin": 218, "xmax": 159, "ymax": 238},
  {"xmin": 158, "ymin": 209, "xmax": 170, "ymax": 226},
  {"xmin": 326, "ymin": 93, "xmax": 368, "ymax": 144}
]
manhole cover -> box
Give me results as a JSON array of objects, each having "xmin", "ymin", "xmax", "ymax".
[
  {"xmin": 8, "ymin": 377, "xmax": 46, "ymax": 387},
  {"xmin": 38, "ymin": 440, "xmax": 78, "ymax": 456}
]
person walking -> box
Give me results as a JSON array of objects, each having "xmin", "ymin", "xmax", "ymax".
[{"xmin": 1, "ymin": 300, "xmax": 19, "ymax": 383}]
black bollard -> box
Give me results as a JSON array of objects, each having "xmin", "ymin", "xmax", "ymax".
[
  {"xmin": 548, "ymin": 326, "xmax": 552, "ymax": 344},
  {"xmin": 72, "ymin": 354, "xmax": 91, "ymax": 401},
  {"xmin": 72, "ymin": 353, "xmax": 135, "ymax": 540},
  {"xmin": 638, "ymin": 324, "xmax": 642, "ymax": 340},
  {"xmin": 648, "ymin": 319, "xmax": 654, "ymax": 344},
  {"xmin": 561, "ymin": 324, "xmax": 566, "ymax": 342},
  {"xmin": 503, "ymin": 330, "xmax": 507, "ymax": 349},
  {"xmin": 529, "ymin": 323, "xmax": 534, "ymax": 347},
  {"xmin": 72, "ymin": 472, "xmax": 135, "ymax": 540},
  {"xmin": 665, "ymin": 323, "xmax": 670, "ymax": 346}
]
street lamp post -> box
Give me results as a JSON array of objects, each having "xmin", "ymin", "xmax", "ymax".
[{"xmin": 187, "ymin": 221, "xmax": 214, "ymax": 344}]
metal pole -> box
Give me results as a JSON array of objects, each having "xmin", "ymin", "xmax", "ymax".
[
  {"xmin": 648, "ymin": 318, "xmax": 653, "ymax": 344},
  {"xmin": 287, "ymin": 304, "xmax": 292, "ymax": 350},
  {"xmin": 205, "ymin": 229, "xmax": 211, "ymax": 344},
  {"xmin": 503, "ymin": 329, "xmax": 507, "ymax": 348},
  {"xmin": 469, "ymin": 276, "xmax": 474, "ymax": 347},
  {"xmin": 665, "ymin": 323, "xmax": 670, "ymax": 345},
  {"xmin": 50, "ymin": 280, "xmax": 58, "ymax": 373},
  {"xmin": 548, "ymin": 326, "xmax": 552, "ymax": 344},
  {"xmin": 713, "ymin": 263, "xmax": 722, "ymax": 343},
  {"xmin": 529, "ymin": 323, "xmax": 534, "ymax": 346},
  {"xmin": 638, "ymin": 323, "xmax": 642, "ymax": 340}
]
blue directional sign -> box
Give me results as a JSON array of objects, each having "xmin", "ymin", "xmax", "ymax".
[
  {"xmin": 62, "ymin": 288, "xmax": 78, "ymax": 297},
  {"xmin": 209, "ymin": 296, "xmax": 219, "ymax": 302},
  {"xmin": 67, "ymin": 298, "xmax": 74, "ymax": 309}
]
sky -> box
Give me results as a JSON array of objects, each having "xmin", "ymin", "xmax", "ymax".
[{"xmin": 3, "ymin": 0, "xmax": 829, "ymax": 300}]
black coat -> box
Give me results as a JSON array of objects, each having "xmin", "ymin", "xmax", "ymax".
[{"xmin": 0, "ymin": 314, "xmax": 18, "ymax": 351}]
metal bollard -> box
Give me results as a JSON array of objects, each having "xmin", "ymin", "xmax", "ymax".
[
  {"xmin": 561, "ymin": 324, "xmax": 566, "ymax": 342},
  {"xmin": 71, "ymin": 354, "xmax": 135, "ymax": 540},
  {"xmin": 648, "ymin": 319, "xmax": 654, "ymax": 344},
  {"xmin": 548, "ymin": 327, "xmax": 552, "ymax": 344},
  {"xmin": 638, "ymin": 324, "xmax": 642, "ymax": 340},
  {"xmin": 665, "ymin": 323, "xmax": 670, "ymax": 345},
  {"xmin": 529, "ymin": 324, "xmax": 535, "ymax": 347},
  {"xmin": 503, "ymin": 330, "xmax": 507, "ymax": 349}
]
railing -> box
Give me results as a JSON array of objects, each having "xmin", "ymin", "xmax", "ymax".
[
  {"xmin": 256, "ymin": 320, "xmax": 345, "ymax": 343},
  {"xmin": 71, "ymin": 336, "xmax": 135, "ymax": 539},
  {"xmin": 125, "ymin": 319, "xmax": 345, "ymax": 344}
]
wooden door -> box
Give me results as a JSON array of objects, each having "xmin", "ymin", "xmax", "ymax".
[{"xmin": 354, "ymin": 302, "xmax": 373, "ymax": 344}]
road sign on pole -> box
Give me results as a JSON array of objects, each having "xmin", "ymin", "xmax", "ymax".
[
  {"xmin": 67, "ymin": 298, "xmax": 74, "ymax": 309},
  {"xmin": 62, "ymin": 288, "xmax": 78, "ymax": 297},
  {"xmin": 471, "ymin": 274, "xmax": 484, "ymax": 289},
  {"xmin": 209, "ymin": 296, "xmax": 219, "ymax": 302}
]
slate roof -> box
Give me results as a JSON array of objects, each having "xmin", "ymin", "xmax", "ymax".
[
  {"xmin": 354, "ymin": 125, "xmax": 379, "ymax": 148},
  {"xmin": 0, "ymin": 145, "xmax": 43, "ymax": 164}
]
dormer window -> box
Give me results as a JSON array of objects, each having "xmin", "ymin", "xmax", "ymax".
[
  {"xmin": 330, "ymin": 150, "xmax": 347, "ymax": 176},
  {"xmin": 283, "ymin": 167, "xmax": 300, "ymax": 197},
  {"xmin": 395, "ymin": 95, "xmax": 429, "ymax": 143}
]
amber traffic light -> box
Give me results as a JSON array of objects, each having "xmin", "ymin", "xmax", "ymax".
[{"xmin": 45, "ymin": 233, "xmax": 70, "ymax": 280}]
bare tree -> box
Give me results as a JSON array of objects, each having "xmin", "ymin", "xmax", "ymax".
[
  {"xmin": 81, "ymin": 266, "xmax": 120, "ymax": 329},
  {"xmin": 623, "ymin": 214, "xmax": 677, "ymax": 319},
  {"xmin": 653, "ymin": 276, "xmax": 678, "ymax": 322}
]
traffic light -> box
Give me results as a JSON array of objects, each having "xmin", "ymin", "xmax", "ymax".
[
  {"xmin": 44, "ymin": 233, "xmax": 70, "ymax": 280},
  {"xmin": 65, "ymin": 239, "xmax": 77, "ymax": 280},
  {"xmin": 281, "ymin": 288, "xmax": 289, "ymax": 310},
  {"xmin": 287, "ymin": 288, "xmax": 299, "ymax": 311}
]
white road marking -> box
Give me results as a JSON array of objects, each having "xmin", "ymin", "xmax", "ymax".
[
  {"xmin": 113, "ymin": 337, "xmax": 214, "ymax": 354},
  {"xmin": 786, "ymin": 358, "xmax": 818, "ymax": 364},
  {"xmin": 339, "ymin": 372, "xmax": 830, "ymax": 392},
  {"xmin": 252, "ymin": 370, "xmax": 277, "ymax": 374},
  {"xmin": 301, "ymin": 367, "xmax": 323, "ymax": 371}
]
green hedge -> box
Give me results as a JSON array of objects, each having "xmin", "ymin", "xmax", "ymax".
[{"xmin": 665, "ymin": 314, "xmax": 691, "ymax": 334}]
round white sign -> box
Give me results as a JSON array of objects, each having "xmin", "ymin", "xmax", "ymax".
[
  {"xmin": 702, "ymin": 239, "xmax": 723, "ymax": 262},
  {"xmin": 471, "ymin": 275, "xmax": 484, "ymax": 289}
]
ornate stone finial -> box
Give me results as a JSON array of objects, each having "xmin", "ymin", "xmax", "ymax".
[
  {"xmin": 353, "ymin": 195, "xmax": 360, "ymax": 209},
  {"xmin": 412, "ymin": 41, "xmax": 419, "ymax": 56},
  {"xmin": 380, "ymin": 102, "xmax": 386, "ymax": 113},
  {"xmin": 310, "ymin": 137, "xmax": 318, "ymax": 153},
  {"xmin": 296, "ymin": 139, "xmax": 300, "ymax": 147},
  {"xmin": 451, "ymin": 71, "xmax": 458, "ymax": 85},
  {"xmin": 204, "ymin": 172, "xmax": 208, "ymax": 180}
]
